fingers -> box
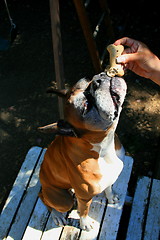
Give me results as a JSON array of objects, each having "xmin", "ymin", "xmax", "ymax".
[
  {"xmin": 113, "ymin": 37, "xmax": 160, "ymax": 83},
  {"xmin": 114, "ymin": 37, "xmax": 138, "ymax": 47},
  {"xmin": 123, "ymin": 47, "xmax": 134, "ymax": 54},
  {"xmin": 116, "ymin": 52, "xmax": 140, "ymax": 64},
  {"xmin": 114, "ymin": 37, "xmax": 141, "ymax": 53}
]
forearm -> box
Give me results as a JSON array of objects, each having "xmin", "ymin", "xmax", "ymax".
[{"xmin": 149, "ymin": 56, "xmax": 160, "ymax": 85}]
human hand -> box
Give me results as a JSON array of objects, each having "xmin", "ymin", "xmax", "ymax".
[{"xmin": 114, "ymin": 37, "xmax": 160, "ymax": 85}]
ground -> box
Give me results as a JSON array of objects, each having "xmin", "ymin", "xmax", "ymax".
[{"xmin": 0, "ymin": 0, "xmax": 159, "ymax": 212}]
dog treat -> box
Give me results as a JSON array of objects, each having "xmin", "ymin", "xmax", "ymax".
[{"xmin": 106, "ymin": 44, "xmax": 124, "ymax": 77}]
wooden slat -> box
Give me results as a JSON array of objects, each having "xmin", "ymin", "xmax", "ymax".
[
  {"xmin": 99, "ymin": 156, "xmax": 133, "ymax": 239},
  {"xmin": 126, "ymin": 177, "xmax": 151, "ymax": 240},
  {"xmin": 60, "ymin": 193, "xmax": 107, "ymax": 240},
  {"xmin": 22, "ymin": 198, "xmax": 49, "ymax": 240},
  {"xmin": 6, "ymin": 149, "xmax": 46, "ymax": 240},
  {"xmin": 60, "ymin": 210, "xmax": 81, "ymax": 239},
  {"xmin": 0, "ymin": 146, "xmax": 44, "ymax": 240},
  {"xmin": 49, "ymin": 0, "xmax": 65, "ymax": 119},
  {"xmin": 73, "ymin": 0, "xmax": 102, "ymax": 73},
  {"xmin": 41, "ymin": 214, "xmax": 64, "ymax": 240},
  {"xmin": 144, "ymin": 179, "xmax": 160, "ymax": 240},
  {"xmin": 79, "ymin": 193, "xmax": 106, "ymax": 240},
  {"xmin": 60, "ymin": 226, "xmax": 80, "ymax": 240}
]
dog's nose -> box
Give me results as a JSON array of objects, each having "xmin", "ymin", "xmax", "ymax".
[
  {"xmin": 92, "ymin": 79, "xmax": 102, "ymax": 91},
  {"xmin": 99, "ymin": 72, "xmax": 106, "ymax": 77},
  {"xmin": 92, "ymin": 72, "xmax": 110, "ymax": 90}
]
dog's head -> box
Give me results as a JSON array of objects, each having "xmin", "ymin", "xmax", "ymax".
[{"xmin": 39, "ymin": 72, "xmax": 127, "ymax": 136}]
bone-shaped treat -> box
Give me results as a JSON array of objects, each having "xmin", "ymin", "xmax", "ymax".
[{"xmin": 106, "ymin": 44, "xmax": 124, "ymax": 77}]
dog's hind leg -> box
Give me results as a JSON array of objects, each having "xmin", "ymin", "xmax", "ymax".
[
  {"xmin": 51, "ymin": 208, "xmax": 67, "ymax": 226},
  {"xmin": 105, "ymin": 185, "xmax": 119, "ymax": 204},
  {"xmin": 39, "ymin": 186, "xmax": 74, "ymax": 226}
]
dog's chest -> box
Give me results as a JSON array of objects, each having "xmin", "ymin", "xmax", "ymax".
[
  {"xmin": 97, "ymin": 157, "xmax": 123, "ymax": 192},
  {"xmin": 91, "ymin": 136, "xmax": 123, "ymax": 192}
]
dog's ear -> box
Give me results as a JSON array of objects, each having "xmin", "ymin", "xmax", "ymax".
[
  {"xmin": 46, "ymin": 87, "xmax": 68, "ymax": 98},
  {"xmin": 38, "ymin": 122, "xmax": 58, "ymax": 134},
  {"xmin": 38, "ymin": 120, "xmax": 78, "ymax": 137}
]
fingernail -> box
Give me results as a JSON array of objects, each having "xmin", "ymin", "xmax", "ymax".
[{"xmin": 116, "ymin": 56, "xmax": 126, "ymax": 63}]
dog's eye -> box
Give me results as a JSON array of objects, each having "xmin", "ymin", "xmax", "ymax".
[
  {"xmin": 84, "ymin": 101, "xmax": 88, "ymax": 110},
  {"xmin": 82, "ymin": 96, "xmax": 93, "ymax": 116},
  {"xmin": 82, "ymin": 101, "xmax": 88, "ymax": 116}
]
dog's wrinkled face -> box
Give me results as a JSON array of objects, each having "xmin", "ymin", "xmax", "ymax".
[{"xmin": 66, "ymin": 72, "xmax": 127, "ymax": 131}]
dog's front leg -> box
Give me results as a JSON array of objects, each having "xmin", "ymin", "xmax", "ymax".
[{"xmin": 77, "ymin": 198, "xmax": 94, "ymax": 231}]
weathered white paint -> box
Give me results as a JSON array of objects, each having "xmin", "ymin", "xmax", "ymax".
[
  {"xmin": 6, "ymin": 149, "xmax": 46, "ymax": 240},
  {"xmin": 0, "ymin": 147, "xmax": 45, "ymax": 240},
  {"xmin": 22, "ymin": 198, "xmax": 49, "ymax": 240},
  {"xmin": 41, "ymin": 214, "xmax": 64, "ymax": 240},
  {"xmin": 144, "ymin": 179, "xmax": 160, "ymax": 240},
  {"xmin": 79, "ymin": 193, "xmax": 106, "ymax": 240},
  {"xmin": 126, "ymin": 177, "xmax": 151, "ymax": 240},
  {"xmin": 99, "ymin": 155, "xmax": 133, "ymax": 239}
]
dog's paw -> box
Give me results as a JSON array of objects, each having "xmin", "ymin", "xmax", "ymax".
[
  {"xmin": 80, "ymin": 216, "xmax": 94, "ymax": 231},
  {"xmin": 105, "ymin": 187, "xmax": 119, "ymax": 204},
  {"xmin": 51, "ymin": 208, "xmax": 67, "ymax": 227},
  {"xmin": 107, "ymin": 193, "xmax": 119, "ymax": 204}
]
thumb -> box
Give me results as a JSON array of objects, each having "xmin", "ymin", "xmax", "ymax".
[{"xmin": 116, "ymin": 53, "xmax": 140, "ymax": 64}]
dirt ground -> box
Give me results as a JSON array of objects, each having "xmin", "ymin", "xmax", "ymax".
[{"xmin": 0, "ymin": 0, "xmax": 160, "ymax": 212}]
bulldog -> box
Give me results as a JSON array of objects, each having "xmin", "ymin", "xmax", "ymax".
[{"xmin": 39, "ymin": 72, "xmax": 127, "ymax": 231}]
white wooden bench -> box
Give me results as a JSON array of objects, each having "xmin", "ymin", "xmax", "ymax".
[
  {"xmin": 0, "ymin": 146, "xmax": 159, "ymax": 240},
  {"xmin": 126, "ymin": 176, "xmax": 160, "ymax": 240}
]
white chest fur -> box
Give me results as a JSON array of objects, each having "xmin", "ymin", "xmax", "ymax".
[{"xmin": 91, "ymin": 132, "xmax": 124, "ymax": 192}]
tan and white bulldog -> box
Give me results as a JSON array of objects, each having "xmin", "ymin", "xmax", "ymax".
[{"xmin": 39, "ymin": 72, "xmax": 127, "ymax": 231}]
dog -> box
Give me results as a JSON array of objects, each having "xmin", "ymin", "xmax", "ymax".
[{"xmin": 38, "ymin": 72, "xmax": 127, "ymax": 231}]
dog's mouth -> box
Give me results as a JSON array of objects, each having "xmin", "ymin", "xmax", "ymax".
[
  {"xmin": 110, "ymin": 78, "xmax": 120, "ymax": 119},
  {"xmin": 82, "ymin": 78, "xmax": 121, "ymax": 120}
]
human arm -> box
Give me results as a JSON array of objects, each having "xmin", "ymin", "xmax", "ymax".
[{"xmin": 114, "ymin": 37, "xmax": 160, "ymax": 85}]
